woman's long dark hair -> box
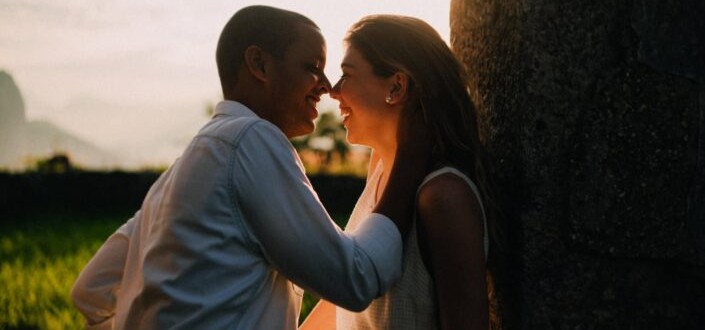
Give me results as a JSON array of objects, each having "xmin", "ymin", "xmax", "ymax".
[{"xmin": 346, "ymin": 15, "xmax": 502, "ymax": 328}]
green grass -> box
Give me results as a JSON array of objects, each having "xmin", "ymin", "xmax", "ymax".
[
  {"xmin": 0, "ymin": 212, "xmax": 348, "ymax": 329},
  {"xmin": 0, "ymin": 212, "xmax": 127, "ymax": 330}
]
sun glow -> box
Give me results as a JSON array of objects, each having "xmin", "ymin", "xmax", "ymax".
[{"xmin": 0, "ymin": 0, "xmax": 449, "ymax": 169}]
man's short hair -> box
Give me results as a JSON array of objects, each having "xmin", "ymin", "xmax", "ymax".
[{"xmin": 216, "ymin": 6, "xmax": 318, "ymax": 96}]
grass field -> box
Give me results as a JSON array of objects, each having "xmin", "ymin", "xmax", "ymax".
[
  {"xmin": 1, "ymin": 213, "xmax": 129, "ymax": 329},
  {"xmin": 0, "ymin": 212, "xmax": 334, "ymax": 329}
]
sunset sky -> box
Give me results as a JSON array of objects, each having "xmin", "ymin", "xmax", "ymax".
[{"xmin": 0, "ymin": 0, "xmax": 450, "ymax": 168}]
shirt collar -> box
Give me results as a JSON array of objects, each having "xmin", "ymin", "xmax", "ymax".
[{"xmin": 213, "ymin": 100, "xmax": 260, "ymax": 119}]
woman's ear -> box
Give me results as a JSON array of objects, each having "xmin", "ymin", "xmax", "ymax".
[
  {"xmin": 386, "ymin": 72, "xmax": 410, "ymax": 105},
  {"xmin": 244, "ymin": 45, "xmax": 269, "ymax": 82}
]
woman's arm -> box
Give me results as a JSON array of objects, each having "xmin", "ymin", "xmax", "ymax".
[
  {"xmin": 416, "ymin": 173, "xmax": 488, "ymax": 330},
  {"xmin": 299, "ymin": 299, "xmax": 336, "ymax": 330}
]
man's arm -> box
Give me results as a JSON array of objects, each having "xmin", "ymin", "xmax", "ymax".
[
  {"xmin": 71, "ymin": 214, "xmax": 137, "ymax": 329},
  {"xmin": 235, "ymin": 122, "xmax": 405, "ymax": 311}
]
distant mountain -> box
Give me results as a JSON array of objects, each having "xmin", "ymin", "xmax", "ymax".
[
  {"xmin": 0, "ymin": 71, "xmax": 25, "ymax": 126},
  {"xmin": 0, "ymin": 70, "xmax": 117, "ymax": 170}
]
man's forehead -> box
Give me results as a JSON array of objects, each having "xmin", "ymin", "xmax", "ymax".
[{"xmin": 289, "ymin": 24, "xmax": 327, "ymax": 59}]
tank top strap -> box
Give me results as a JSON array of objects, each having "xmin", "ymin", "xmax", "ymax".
[{"xmin": 417, "ymin": 166, "xmax": 490, "ymax": 258}]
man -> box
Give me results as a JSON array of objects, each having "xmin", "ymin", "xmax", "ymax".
[{"xmin": 72, "ymin": 5, "xmax": 429, "ymax": 329}]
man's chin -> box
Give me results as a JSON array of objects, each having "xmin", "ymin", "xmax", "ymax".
[
  {"xmin": 286, "ymin": 123, "xmax": 315, "ymax": 139},
  {"xmin": 308, "ymin": 103, "xmax": 319, "ymax": 120},
  {"xmin": 300, "ymin": 123, "xmax": 315, "ymax": 136}
]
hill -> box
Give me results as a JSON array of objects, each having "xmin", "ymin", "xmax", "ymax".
[{"xmin": 0, "ymin": 70, "xmax": 116, "ymax": 170}]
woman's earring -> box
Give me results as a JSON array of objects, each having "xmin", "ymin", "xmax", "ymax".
[{"xmin": 385, "ymin": 95, "xmax": 393, "ymax": 104}]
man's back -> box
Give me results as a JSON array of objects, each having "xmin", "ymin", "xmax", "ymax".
[{"xmin": 116, "ymin": 102, "xmax": 302, "ymax": 329}]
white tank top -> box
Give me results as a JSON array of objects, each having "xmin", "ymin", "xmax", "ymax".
[{"xmin": 336, "ymin": 164, "xmax": 489, "ymax": 329}]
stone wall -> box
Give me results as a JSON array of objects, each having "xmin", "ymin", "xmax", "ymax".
[{"xmin": 450, "ymin": 0, "xmax": 705, "ymax": 328}]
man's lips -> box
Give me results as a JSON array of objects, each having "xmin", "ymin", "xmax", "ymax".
[{"xmin": 306, "ymin": 96, "xmax": 320, "ymax": 108}]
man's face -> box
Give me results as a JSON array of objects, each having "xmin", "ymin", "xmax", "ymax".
[{"xmin": 268, "ymin": 24, "xmax": 331, "ymax": 138}]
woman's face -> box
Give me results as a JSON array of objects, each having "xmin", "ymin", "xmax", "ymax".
[{"xmin": 330, "ymin": 46, "xmax": 399, "ymax": 147}]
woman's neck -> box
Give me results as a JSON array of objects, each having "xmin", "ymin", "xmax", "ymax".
[
  {"xmin": 374, "ymin": 141, "xmax": 397, "ymax": 175},
  {"xmin": 372, "ymin": 139, "xmax": 396, "ymax": 204}
]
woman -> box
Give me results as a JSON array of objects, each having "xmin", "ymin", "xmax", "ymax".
[{"xmin": 301, "ymin": 15, "xmax": 494, "ymax": 330}]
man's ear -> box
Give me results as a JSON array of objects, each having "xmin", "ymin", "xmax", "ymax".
[
  {"xmin": 244, "ymin": 45, "xmax": 269, "ymax": 82},
  {"xmin": 387, "ymin": 72, "xmax": 410, "ymax": 105}
]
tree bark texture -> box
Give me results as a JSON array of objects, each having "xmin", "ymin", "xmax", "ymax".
[{"xmin": 450, "ymin": 0, "xmax": 705, "ymax": 328}]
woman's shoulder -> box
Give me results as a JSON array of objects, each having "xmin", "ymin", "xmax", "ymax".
[
  {"xmin": 418, "ymin": 166, "xmax": 479, "ymax": 196},
  {"xmin": 415, "ymin": 166, "xmax": 488, "ymax": 273},
  {"xmin": 418, "ymin": 169, "xmax": 477, "ymax": 209},
  {"xmin": 416, "ymin": 166, "xmax": 484, "ymax": 228}
]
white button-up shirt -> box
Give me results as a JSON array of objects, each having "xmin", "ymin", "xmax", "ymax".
[{"xmin": 71, "ymin": 101, "xmax": 402, "ymax": 329}]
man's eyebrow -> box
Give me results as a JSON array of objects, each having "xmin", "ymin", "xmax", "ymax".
[
  {"xmin": 341, "ymin": 62, "xmax": 355, "ymax": 69},
  {"xmin": 310, "ymin": 56, "xmax": 325, "ymax": 68}
]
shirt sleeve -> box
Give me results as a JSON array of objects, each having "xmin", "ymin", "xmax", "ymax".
[
  {"xmin": 71, "ymin": 213, "xmax": 137, "ymax": 328},
  {"xmin": 233, "ymin": 122, "xmax": 402, "ymax": 312}
]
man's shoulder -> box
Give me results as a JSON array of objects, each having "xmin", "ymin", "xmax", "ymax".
[
  {"xmin": 218, "ymin": 115, "xmax": 266, "ymax": 136},
  {"xmin": 200, "ymin": 115, "xmax": 285, "ymax": 145}
]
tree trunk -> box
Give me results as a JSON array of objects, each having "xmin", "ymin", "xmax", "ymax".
[{"xmin": 450, "ymin": 0, "xmax": 705, "ymax": 328}]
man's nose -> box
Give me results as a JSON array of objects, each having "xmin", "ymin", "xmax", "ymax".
[{"xmin": 318, "ymin": 73, "xmax": 332, "ymax": 95}]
